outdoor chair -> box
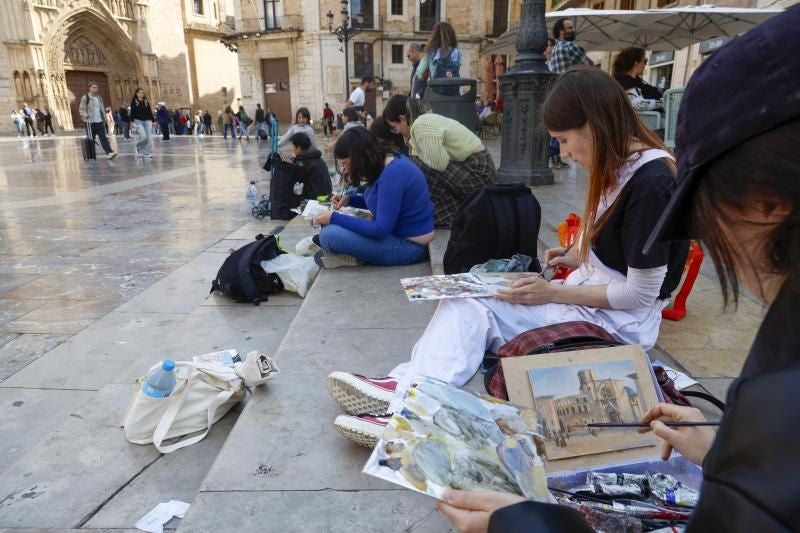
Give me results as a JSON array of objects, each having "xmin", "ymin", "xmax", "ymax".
[
  {"xmin": 663, "ymin": 87, "xmax": 685, "ymax": 150},
  {"xmin": 637, "ymin": 110, "xmax": 662, "ymax": 132}
]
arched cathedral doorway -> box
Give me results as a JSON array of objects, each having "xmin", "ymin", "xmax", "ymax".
[{"xmin": 43, "ymin": 6, "xmax": 145, "ymax": 130}]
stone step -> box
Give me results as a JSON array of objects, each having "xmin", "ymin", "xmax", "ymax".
[{"xmin": 0, "ymin": 217, "xmax": 306, "ymax": 529}]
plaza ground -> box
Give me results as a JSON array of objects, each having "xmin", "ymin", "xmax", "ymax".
[{"xmin": 0, "ymin": 132, "xmax": 759, "ymax": 530}]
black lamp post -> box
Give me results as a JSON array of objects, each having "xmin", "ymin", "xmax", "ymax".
[
  {"xmin": 495, "ymin": 0, "xmax": 555, "ymax": 186},
  {"xmin": 327, "ymin": 0, "xmax": 362, "ymax": 96}
]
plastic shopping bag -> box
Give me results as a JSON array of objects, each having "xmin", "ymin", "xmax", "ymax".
[{"xmin": 261, "ymin": 253, "xmax": 320, "ymax": 298}]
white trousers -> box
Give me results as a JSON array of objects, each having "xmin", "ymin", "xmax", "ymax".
[{"xmin": 388, "ymin": 294, "xmax": 664, "ymax": 411}]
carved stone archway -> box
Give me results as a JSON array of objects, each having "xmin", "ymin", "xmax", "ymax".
[{"xmin": 42, "ymin": 5, "xmax": 145, "ymax": 130}]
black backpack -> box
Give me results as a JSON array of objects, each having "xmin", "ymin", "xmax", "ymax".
[
  {"xmin": 210, "ymin": 234, "xmax": 284, "ymax": 305},
  {"xmin": 443, "ymin": 184, "xmax": 542, "ymax": 274}
]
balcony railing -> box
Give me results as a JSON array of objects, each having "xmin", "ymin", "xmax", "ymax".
[{"xmin": 237, "ymin": 15, "xmax": 303, "ymax": 33}]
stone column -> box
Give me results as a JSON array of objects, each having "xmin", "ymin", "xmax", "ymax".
[{"xmin": 496, "ymin": 0, "xmax": 555, "ymax": 186}]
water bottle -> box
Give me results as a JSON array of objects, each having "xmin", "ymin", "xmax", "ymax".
[
  {"xmin": 141, "ymin": 359, "xmax": 177, "ymax": 398},
  {"xmin": 246, "ymin": 181, "xmax": 258, "ymax": 208}
]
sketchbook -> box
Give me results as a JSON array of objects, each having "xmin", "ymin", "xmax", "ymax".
[
  {"xmin": 400, "ymin": 273, "xmax": 525, "ymax": 301},
  {"xmin": 363, "ymin": 376, "xmax": 551, "ymax": 502},
  {"xmin": 297, "ymin": 199, "xmax": 372, "ymax": 220}
]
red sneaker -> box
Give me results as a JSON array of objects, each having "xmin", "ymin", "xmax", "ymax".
[
  {"xmin": 326, "ymin": 371, "xmax": 397, "ymax": 416},
  {"xmin": 334, "ymin": 414, "xmax": 390, "ymax": 448}
]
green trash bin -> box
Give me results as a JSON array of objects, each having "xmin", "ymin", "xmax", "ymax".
[{"xmin": 423, "ymin": 78, "xmax": 479, "ymax": 132}]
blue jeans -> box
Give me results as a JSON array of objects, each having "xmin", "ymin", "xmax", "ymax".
[
  {"xmin": 319, "ymin": 224, "xmax": 428, "ymax": 266},
  {"xmin": 223, "ymin": 124, "xmax": 234, "ymax": 138}
]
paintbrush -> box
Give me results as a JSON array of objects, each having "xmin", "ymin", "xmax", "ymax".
[
  {"xmin": 587, "ymin": 422, "xmax": 720, "ymax": 428},
  {"xmin": 537, "ymin": 244, "xmax": 574, "ymax": 279}
]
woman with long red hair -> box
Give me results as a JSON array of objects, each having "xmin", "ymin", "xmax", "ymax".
[{"xmin": 327, "ymin": 66, "xmax": 689, "ymax": 446}]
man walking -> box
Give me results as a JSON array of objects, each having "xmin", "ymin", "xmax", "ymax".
[
  {"xmin": 254, "ymin": 103, "xmax": 266, "ymax": 138},
  {"xmin": 548, "ymin": 18, "xmax": 593, "ymax": 73},
  {"xmin": 203, "ymin": 110, "xmax": 213, "ymax": 135},
  {"xmin": 119, "ymin": 105, "xmax": 131, "ymax": 139},
  {"xmin": 346, "ymin": 76, "xmax": 374, "ymax": 120},
  {"xmin": 78, "ymin": 82, "xmax": 117, "ymax": 160},
  {"xmin": 22, "ymin": 103, "xmax": 36, "ymax": 137},
  {"xmin": 406, "ymin": 43, "xmax": 424, "ymax": 98}
]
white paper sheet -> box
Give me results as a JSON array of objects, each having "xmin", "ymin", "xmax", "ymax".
[
  {"xmin": 135, "ymin": 500, "xmax": 191, "ymax": 533},
  {"xmin": 654, "ymin": 360, "xmax": 698, "ymax": 390}
]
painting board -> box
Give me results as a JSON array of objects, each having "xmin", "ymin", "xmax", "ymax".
[{"xmin": 502, "ymin": 345, "xmax": 661, "ymax": 471}]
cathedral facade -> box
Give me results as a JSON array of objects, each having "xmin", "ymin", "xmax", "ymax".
[{"xmin": 0, "ymin": 0, "xmax": 240, "ymax": 133}]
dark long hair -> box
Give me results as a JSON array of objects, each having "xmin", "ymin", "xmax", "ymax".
[
  {"xmin": 542, "ymin": 66, "xmax": 670, "ymax": 264},
  {"xmin": 370, "ymin": 116, "xmax": 407, "ymax": 153},
  {"xmin": 130, "ymin": 87, "xmax": 148, "ymax": 109},
  {"xmin": 333, "ymin": 127, "xmax": 390, "ymax": 186},
  {"xmin": 383, "ymin": 94, "xmax": 430, "ymax": 127},
  {"xmin": 425, "ymin": 21, "xmax": 457, "ymax": 56},
  {"xmin": 295, "ymin": 107, "xmax": 311, "ymax": 125},
  {"xmin": 690, "ymin": 120, "xmax": 800, "ymax": 306},
  {"xmin": 612, "ymin": 47, "xmax": 646, "ymax": 77}
]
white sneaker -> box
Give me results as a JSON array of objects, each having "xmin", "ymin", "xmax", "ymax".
[
  {"xmin": 108, "ymin": 152, "xmax": 118, "ymax": 160},
  {"xmin": 333, "ymin": 414, "xmax": 390, "ymax": 448},
  {"xmin": 326, "ymin": 371, "xmax": 396, "ymax": 415}
]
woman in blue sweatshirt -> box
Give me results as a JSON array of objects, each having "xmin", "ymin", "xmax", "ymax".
[{"xmin": 313, "ymin": 127, "xmax": 434, "ymax": 267}]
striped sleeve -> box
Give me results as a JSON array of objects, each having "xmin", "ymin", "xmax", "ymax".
[{"xmin": 410, "ymin": 121, "xmax": 449, "ymax": 172}]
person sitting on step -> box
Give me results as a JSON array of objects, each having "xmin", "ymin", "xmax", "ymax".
[
  {"xmin": 312, "ymin": 127, "xmax": 434, "ymax": 269},
  {"xmin": 328, "ymin": 66, "xmax": 690, "ymax": 447},
  {"xmin": 383, "ymin": 94, "xmax": 496, "ymax": 228}
]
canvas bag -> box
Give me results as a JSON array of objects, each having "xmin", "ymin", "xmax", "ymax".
[{"xmin": 123, "ymin": 361, "xmax": 245, "ymax": 453}]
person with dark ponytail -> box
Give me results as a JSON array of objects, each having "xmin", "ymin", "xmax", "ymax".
[
  {"xmin": 612, "ymin": 47, "xmax": 663, "ymax": 112},
  {"xmin": 383, "ymin": 94, "xmax": 495, "ymax": 227},
  {"xmin": 311, "ymin": 127, "xmax": 434, "ymax": 268}
]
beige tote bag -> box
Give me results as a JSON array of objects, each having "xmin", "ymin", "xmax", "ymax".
[{"xmin": 123, "ymin": 361, "xmax": 245, "ymax": 453}]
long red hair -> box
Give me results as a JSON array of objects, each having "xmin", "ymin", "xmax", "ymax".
[{"xmin": 542, "ymin": 66, "xmax": 672, "ymax": 264}]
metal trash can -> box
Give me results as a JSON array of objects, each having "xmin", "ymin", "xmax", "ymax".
[{"xmin": 423, "ymin": 78, "xmax": 479, "ymax": 132}]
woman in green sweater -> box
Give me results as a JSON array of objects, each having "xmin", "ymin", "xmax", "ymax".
[{"xmin": 383, "ymin": 95, "xmax": 496, "ymax": 227}]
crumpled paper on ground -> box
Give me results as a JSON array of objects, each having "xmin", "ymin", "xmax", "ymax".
[{"xmin": 135, "ymin": 500, "xmax": 190, "ymax": 533}]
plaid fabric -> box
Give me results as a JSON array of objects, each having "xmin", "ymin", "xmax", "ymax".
[
  {"xmin": 486, "ymin": 321, "xmax": 621, "ymax": 400},
  {"xmin": 410, "ymin": 149, "xmax": 496, "ymax": 228},
  {"xmin": 547, "ymin": 40, "xmax": 592, "ymax": 73}
]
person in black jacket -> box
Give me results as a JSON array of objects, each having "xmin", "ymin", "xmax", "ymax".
[
  {"xmin": 289, "ymin": 132, "xmax": 332, "ymax": 200},
  {"xmin": 438, "ymin": 7, "xmax": 800, "ymax": 532},
  {"xmin": 118, "ymin": 105, "xmax": 131, "ymax": 139},
  {"xmin": 129, "ymin": 88, "xmax": 154, "ymax": 158}
]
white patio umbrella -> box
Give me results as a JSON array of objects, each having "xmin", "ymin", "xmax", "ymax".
[
  {"xmin": 484, "ymin": 8, "xmax": 670, "ymax": 55},
  {"xmin": 544, "ymin": 8, "xmax": 675, "ymax": 52},
  {"xmin": 639, "ymin": 5, "xmax": 784, "ymax": 50},
  {"xmin": 485, "ymin": 5, "xmax": 784, "ymax": 55}
]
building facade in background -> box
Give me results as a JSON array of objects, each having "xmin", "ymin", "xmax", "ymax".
[
  {"xmin": 0, "ymin": 0, "xmax": 241, "ymax": 133},
  {"xmin": 228, "ymin": 0, "xmax": 517, "ymax": 124}
]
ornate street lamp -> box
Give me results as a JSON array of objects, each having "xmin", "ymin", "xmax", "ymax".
[
  {"xmin": 326, "ymin": 0, "xmax": 362, "ymax": 95},
  {"xmin": 496, "ymin": 0, "xmax": 555, "ymax": 186}
]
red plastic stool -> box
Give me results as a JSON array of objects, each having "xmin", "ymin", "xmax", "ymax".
[
  {"xmin": 662, "ymin": 240, "xmax": 704, "ymax": 321},
  {"xmin": 551, "ymin": 213, "xmax": 580, "ymax": 281}
]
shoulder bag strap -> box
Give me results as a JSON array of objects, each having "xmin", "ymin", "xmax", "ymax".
[{"xmin": 151, "ymin": 370, "xmax": 239, "ymax": 453}]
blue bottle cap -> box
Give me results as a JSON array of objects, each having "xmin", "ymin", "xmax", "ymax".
[{"xmin": 162, "ymin": 359, "xmax": 176, "ymax": 371}]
